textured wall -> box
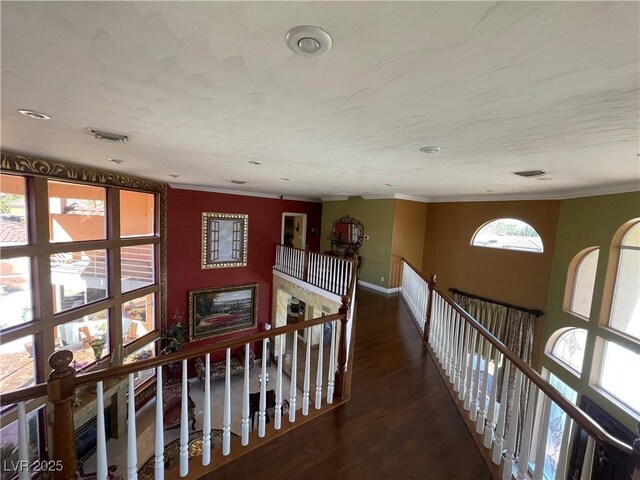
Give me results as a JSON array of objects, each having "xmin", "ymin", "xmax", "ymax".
[{"xmin": 321, "ymin": 198, "xmax": 394, "ymax": 288}]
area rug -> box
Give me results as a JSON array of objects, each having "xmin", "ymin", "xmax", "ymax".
[{"xmin": 138, "ymin": 429, "xmax": 239, "ymax": 479}]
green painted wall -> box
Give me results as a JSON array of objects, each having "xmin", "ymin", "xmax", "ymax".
[
  {"xmin": 543, "ymin": 191, "xmax": 640, "ymax": 431},
  {"xmin": 321, "ymin": 198, "xmax": 394, "ymax": 288}
]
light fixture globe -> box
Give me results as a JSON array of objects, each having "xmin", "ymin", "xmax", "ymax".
[{"xmin": 286, "ymin": 25, "xmax": 332, "ymax": 57}]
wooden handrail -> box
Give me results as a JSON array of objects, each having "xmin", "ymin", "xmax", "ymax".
[
  {"xmin": 0, "ymin": 312, "xmax": 345, "ymax": 405},
  {"xmin": 276, "ymin": 243, "xmax": 359, "ymax": 266},
  {"xmin": 401, "ymin": 257, "xmax": 426, "ymax": 282},
  {"xmin": 449, "ymin": 287, "xmax": 544, "ymax": 317},
  {"xmin": 434, "ymin": 285, "xmax": 634, "ymax": 457}
]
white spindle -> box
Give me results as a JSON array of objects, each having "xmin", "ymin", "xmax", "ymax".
[
  {"xmin": 484, "ymin": 350, "xmax": 501, "ymax": 448},
  {"xmin": 464, "ymin": 328, "xmax": 478, "ymax": 411},
  {"xmin": 289, "ymin": 332, "xmax": 298, "ymax": 422},
  {"xmin": 459, "ymin": 317, "xmax": 471, "ymax": 402},
  {"xmin": 241, "ymin": 344, "xmax": 251, "ymax": 444},
  {"xmin": 502, "ymin": 369, "xmax": 523, "ymax": 480},
  {"xmin": 555, "ymin": 416, "xmax": 573, "ymax": 480},
  {"xmin": 492, "ymin": 359, "xmax": 511, "ymax": 465},
  {"xmin": 302, "ymin": 327, "xmax": 311, "ymax": 415},
  {"xmin": 17, "ymin": 402, "xmax": 29, "ymax": 480},
  {"xmin": 455, "ymin": 315, "xmax": 465, "ymax": 393},
  {"xmin": 179, "ymin": 359, "xmax": 189, "ymax": 477},
  {"xmin": 444, "ymin": 304, "xmax": 452, "ymax": 378},
  {"xmin": 96, "ymin": 381, "xmax": 108, "ymax": 480},
  {"xmin": 222, "ymin": 348, "xmax": 231, "ymax": 455},
  {"xmin": 154, "ymin": 367, "xmax": 165, "ymax": 479},
  {"xmin": 580, "ymin": 436, "xmax": 596, "ymax": 480},
  {"xmin": 203, "ymin": 353, "xmax": 212, "ymax": 463},
  {"xmin": 127, "ymin": 374, "xmax": 139, "ymax": 480},
  {"xmin": 532, "ymin": 394, "xmax": 551, "ymax": 480},
  {"xmin": 327, "ymin": 320, "xmax": 337, "ymax": 404},
  {"xmin": 470, "ymin": 332, "xmax": 483, "ymax": 422},
  {"xmin": 275, "ymin": 335, "xmax": 284, "ymax": 429},
  {"xmin": 476, "ymin": 343, "xmax": 492, "ymax": 434},
  {"xmin": 258, "ymin": 338, "xmax": 268, "ymax": 437},
  {"xmin": 315, "ymin": 323, "xmax": 324, "ymax": 409},
  {"xmin": 516, "ymin": 381, "xmax": 536, "ymax": 480}
]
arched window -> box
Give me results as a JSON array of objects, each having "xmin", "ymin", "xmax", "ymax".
[
  {"xmin": 471, "ymin": 218, "xmax": 543, "ymax": 253},
  {"xmin": 564, "ymin": 247, "xmax": 599, "ymax": 319},
  {"xmin": 607, "ymin": 220, "xmax": 640, "ymax": 340},
  {"xmin": 547, "ymin": 328, "xmax": 587, "ymax": 374}
]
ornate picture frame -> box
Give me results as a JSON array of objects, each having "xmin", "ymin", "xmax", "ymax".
[
  {"xmin": 201, "ymin": 212, "xmax": 248, "ymax": 269},
  {"xmin": 188, "ymin": 284, "xmax": 258, "ymax": 341}
]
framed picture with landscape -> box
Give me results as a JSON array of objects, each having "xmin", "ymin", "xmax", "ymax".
[
  {"xmin": 188, "ymin": 284, "xmax": 258, "ymax": 341},
  {"xmin": 201, "ymin": 212, "xmax": 248, "ymax": 269}
]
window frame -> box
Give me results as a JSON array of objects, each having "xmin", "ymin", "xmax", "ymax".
[
  {"xmin": 562, "ymin": 247, "xmax": 599, "ymax": 321},
  {"xmin": 470, "ymin": 217, "xmax": 544, "ymax": 254},
  {"xmin": 546, "ymin": 327, "xmax": 588, "ymax": 377},
  {"xmin": 0, "ymin": 153, "xmax": 166, "ymax": 417}
]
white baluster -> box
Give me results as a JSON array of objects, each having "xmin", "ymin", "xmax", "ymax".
[
  {"xmin": 492, "ymin": 360, "xmax": 511, "ymax": 465},
  {"xmin": 258, "ymin": 338, "xmax": 268, "ymax": 437},
  {"xmin": 203, "ymin": 353, "xmax": 212, "ymax": 463},
  {"xmin": 450, "ymin": 306, "xmax": 459, "ymax": 383},
  {"xmin": 315, "ymin": 323, "xmax": 324, "ymax": 409},
  {"xmin": 464, "ymin": 329, "xmax": 478, "ymax": 411},
  {"xmin": 455, "ymin": 315, "xmax": 465, "ymax": 393},
  {"xmin": 458, "ymin": 317, "xmax": 471, "ymax": 402},
  {"xmin": 17, "ymin": 402, "xmax": 29, "ymax": 480},
  {"xmin": 275, "ymin": 335, "xmax": 284, "ymax": 429},
  {"xmin": 241, "ymin": 344, "xmax": 251, "ymax": 444},
  {"xmin": 179, "ymin": 359, "xmax": 189, "ymax": 477},
  {"xmin": 127, "ymin": 374, "xmax": 139, "ymax": 480},
  {"xmin": 470, "ymin": 333, "xmax": 483, "ymax": 422},
  {"xmin": 289, "ymin": 332, "xmax": 298, "ymax": 422},
  {"xmin": 502, "ymin": 369, "xmax": 523, "ymax": 480},
  {"xmin": 555, "ymin": 416, "xmax": 573, "ymax": 480},
  {"xmin": 327, "ymin": 320, "xmax": 337, "ymax": 404},
  {"xmin": 222, "ymin": 348, "xmax": 231, "ymax": 455},
  {"xmin": 476, "ymin": 344, "xmax": 492, "ymax": 434},
  {"xmin": 516, "ymin": 381, "xmax": 536, "ymax": 480},
  {"xmin": 580, "ymin": 436, "xmax": 596, "ymax": 480},
  {"xmin": 484, "ymin": 351, "xmax": 501, "ymax": 448},
  {"xmin": 443, "ymin": 304, "xmax": 452, "ymax": 377},
  {"xmin": 532, "ymin": 394, "xmax": 551, "ymax": 480},
  {"xmin": 154, "ymin": 367, "xmax": 165, "ymax": 479},
  {"xmin": 96, "ymin": 381, "xmax": 108, "ymax": 480},
  {"xmin": 302, "ymin": 327, "xmax": 311, "ymax": 415}
]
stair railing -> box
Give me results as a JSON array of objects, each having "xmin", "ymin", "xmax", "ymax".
[
  {"xmin": 399, "ymin": 258, "xmax": 640, "ymax": 480},
  {"xmin": 0, "ymin": 298, "xmax": 354, "ymax": 480}
]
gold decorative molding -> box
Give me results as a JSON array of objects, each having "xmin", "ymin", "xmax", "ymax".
[{"xmin": 1, "ymin": 151, "xmax": 165, "ymax": 193}]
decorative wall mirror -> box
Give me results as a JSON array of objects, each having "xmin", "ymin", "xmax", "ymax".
[
  {"xmin": 330, "ymin": 215, "xmax": 364, "ymax": 256},
  {"xmin": 201, "ymin": 212, "xmax": 248, "ymax": 269}
]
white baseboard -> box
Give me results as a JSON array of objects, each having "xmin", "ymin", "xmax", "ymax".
[{"xmin": 357, "ymin": 279, "xmax": 401, "ymax": 295}]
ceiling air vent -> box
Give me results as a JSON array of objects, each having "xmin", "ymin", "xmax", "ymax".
[
  {"xmin": 86, "ymin": 128, "xmax": 129, "ymax": 144},
  {"xmin": 513, "ymin": 170, "xmax": 546, "ymax": 178}
]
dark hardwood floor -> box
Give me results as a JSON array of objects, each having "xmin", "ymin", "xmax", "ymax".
[{"xmin": 209, "ymin": 288, "xmax": 491, "ymax": 480}]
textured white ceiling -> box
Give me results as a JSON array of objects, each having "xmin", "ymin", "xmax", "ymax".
[{"xmin": 1, "ymin": 2, "xmax": 638, "ymax": 201}]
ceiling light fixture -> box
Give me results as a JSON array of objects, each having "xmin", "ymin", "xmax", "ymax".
[
  {"xmin": 385, "ymin": 183, "xmax": 395, "ymax": 187},
  {"xmin": 86, "ymin": 128, "xmax": 129, "ymax": 144},
  {"xmin": 230, "ymin": 180, "xmax": 247, "ymax": 185},
  {"xmin": 109, "ymin": 158, "xmax": 124, "ymax": 164},
  {"xmin": 514, "ymin": 170, "xmax": 546, "ymax": 178},
  {"xmin": 169, "ymin": 174, "xmax": 180, "ymax": 178},
  {"xmin": 419, "ymin": 146, "xmax": 442, "ymax": 154},
  {"xmin": 18, "ymin": 109, "xmax": 50, "ymax": 120},
  {"xmin": 248, "ymin": 161, "xmax": 262, "ymax": 165},
  {"xmin": 286, "ymin": 25, "xmax": 332, "ymax": 57},
  {"xmin": 281, "ymin": 177, "xmax": 291, "ymax": 181}
]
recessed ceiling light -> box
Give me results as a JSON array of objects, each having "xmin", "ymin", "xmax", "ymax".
[
  {"xmin": 18, "ymin": 109, "xmax": 50, "ymax": 120},
  {"xmin": 230, "ymin": 180, "xmax": 247, "ymax": 185},
  {"xmin": 419, "ymin": 146, "xmax": 442, "ymax": 154},
  {"xmin": 385, "ymin": 183, "xmax": 395, "ymax": 187},
  {"xmin": 109, "ymin": 158, "xmax": 124, "ymax": 164},
  {"xmin": 169, "ymin": 174, "xmax": 179, "ymax": 178},
  {"xmin": 281, "ymin": 177, "xmax": 291, "ymax": 181},
  {"xmin": 286, "ymin": 25, "xmax": 332, "ymax": 57},
  {"xmin": 248, "ymin": 161, "xmax": 262, "ymax": 165}
]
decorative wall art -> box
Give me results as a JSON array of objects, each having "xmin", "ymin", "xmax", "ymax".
[
  {"xmin": 201, "ymin": 212, "xmax": 248, "ymax": 269},
  {"xmin": 188, "ymin": 284, "xmax": 258, "ymax": 341}
]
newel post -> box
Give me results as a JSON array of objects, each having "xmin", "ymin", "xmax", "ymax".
[
  {"xmin": 334, "ymin": 295, "xmax": 351, "ymax": 400},
  {"xmin": 47, "ymin": 350, "xmax": 77, "ymax": 480},
  {"xmin": 423, "ymin": 274, "xmax": 437, "ymax": 342},
  {"xmin": 633, "ymin": 422, "xmax": 640, "ymax": 480}
]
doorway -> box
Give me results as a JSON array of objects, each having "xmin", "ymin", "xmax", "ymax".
[{"xmin": 281, "ymin": 213, "xmax": 307, "ymax": 249}]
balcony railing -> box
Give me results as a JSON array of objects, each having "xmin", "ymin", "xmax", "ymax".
[
  {"xmin": 399, "ymin": 259, "xmax": 640, "ymax": 480},
  {"xmin": 274, "ymin": 244, "xmax": 357, "ymax": 297}
]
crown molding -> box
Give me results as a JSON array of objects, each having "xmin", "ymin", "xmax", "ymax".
[
  {"xmin": 428, "ymin": 181, "xmax": 640, "ymax": 203},
  {"xmin": 321, "ymin": 195, "xmax": 350, "ymax": 202},
  {"xmin": 392, "ymin": 194, "xmax": 431, "ymax": 203},
  {"xmin": 168, "ymin": 183, "xmax": 321, "ymax": 203}
]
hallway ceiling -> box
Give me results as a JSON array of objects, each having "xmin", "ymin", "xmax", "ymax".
[{"xmin": 1, "ymin": 2, "xmax": 638, "ymax": 201}]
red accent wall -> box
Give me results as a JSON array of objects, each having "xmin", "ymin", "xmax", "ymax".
[{"xmin": 167, "ymin": 187, "xmax": 322, "ymax": 363}]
